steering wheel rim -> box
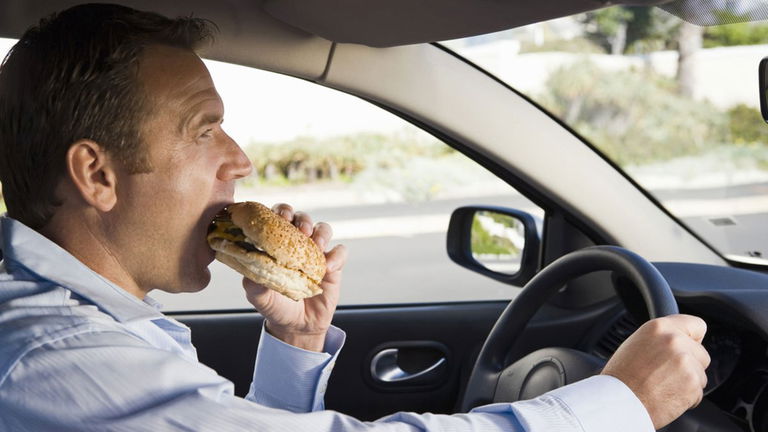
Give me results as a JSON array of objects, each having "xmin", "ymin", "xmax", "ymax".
[{"xmin": 459, "ymin": 245, "xmax": 678, "ymax": 412}]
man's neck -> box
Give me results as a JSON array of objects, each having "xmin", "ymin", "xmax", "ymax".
[{"xmin": 40, "ymin": 210, "xmax": 148, "ymax": 300}]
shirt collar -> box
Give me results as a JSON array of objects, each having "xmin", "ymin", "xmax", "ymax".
[{"xmin": 0, "ymin": 216, "xmax": 163, "ymax": 323}]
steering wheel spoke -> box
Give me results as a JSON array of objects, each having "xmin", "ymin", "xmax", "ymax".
[{"xmin": 493, "ymin": 347, "xmax": 606, "ymax": 403}]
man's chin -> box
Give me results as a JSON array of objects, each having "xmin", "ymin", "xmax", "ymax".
[
  {"xmin": 190, "ymin": 267, "xmax": 212, "ymax": 292},
  {"xmin": 167, "ymin": 267, "xmax": 211, "ymax": 294}
]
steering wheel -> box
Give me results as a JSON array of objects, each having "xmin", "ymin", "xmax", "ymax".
[{"xmin": 459, "ymin": 245, "xmax": 678, "ymax": 412}]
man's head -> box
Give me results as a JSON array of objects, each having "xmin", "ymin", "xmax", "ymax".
[
  {"xmin": 0, "ymin": 3, "xmax": 215, "ymax": 229},
  {"xmin": 0, "ymin": 4, "xmax": 253, "ymax": 296}
]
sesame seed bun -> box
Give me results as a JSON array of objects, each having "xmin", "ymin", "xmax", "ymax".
[{"xmin": 207, "ymin": 202, "xmax": 326, "ymax": 301}]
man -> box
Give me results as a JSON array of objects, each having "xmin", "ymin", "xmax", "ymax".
[{"xmin": 0, "ymin": 3, "xmax": 709, "ymax": 431}]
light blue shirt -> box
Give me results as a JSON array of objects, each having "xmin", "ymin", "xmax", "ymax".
[{"xmin": 0, "ymin": 216, "xmax": 654, "ymax": 431}]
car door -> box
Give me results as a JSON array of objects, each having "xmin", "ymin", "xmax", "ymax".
[{"xmin": 0, "ymin": 13, "xmax": 628, "ymax": 420}]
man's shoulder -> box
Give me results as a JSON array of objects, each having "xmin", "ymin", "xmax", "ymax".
[{"xmin": 0, "ymin": 279, "xmax": 128, "ymax": 386}]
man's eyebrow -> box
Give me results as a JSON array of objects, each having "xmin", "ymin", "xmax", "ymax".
[{"xmin": 178, "ymin": 111, "xmax": 223, "ymax": 134}]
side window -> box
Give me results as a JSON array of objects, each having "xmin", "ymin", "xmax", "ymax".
[
  {"xmin": 0, "ymin": 37, "xmax": 544, "ymax": 311},
  {"xmin": 154, "ymin": 61, "xmax": 544, "ymax": 311}
]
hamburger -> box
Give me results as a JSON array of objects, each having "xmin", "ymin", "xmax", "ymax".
[{"xmin": 207, "ymin": 202, "xmax": 326, "ymax": 301}]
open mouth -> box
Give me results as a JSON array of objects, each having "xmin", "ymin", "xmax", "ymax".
[{"xmin": 202, "ymin": 202, "xmax": 235, "ymax": 258}]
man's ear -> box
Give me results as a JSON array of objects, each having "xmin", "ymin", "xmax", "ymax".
[{"xmin": 65, "ymin": 140, "xmax": 118, "ymax": 212}]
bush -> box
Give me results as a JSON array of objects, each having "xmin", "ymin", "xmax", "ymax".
[
  {"xmin": 703, "ymin": 11, "xmax": 768, "ymax": 48},
  {"xmin": 244, "ymin": 130, "xmax": 454, "ymax": 186},
  {"xmin": 350, "ymin": 151, "xmax": 501, "ymax": 202},
  {"xmin": 471, "ymin": 216, "xmax": 519, "ymax": 255},
  {"xmin": 538, "ymin": 59, "xmax": 729, "ymax": 166},
  {"xmin": 704, "ymin": 23, "xmax": 768, "ymax": 47},
  {"xmin": 727, "ymin": 104, "xmax": 768, "ymax": 145}
]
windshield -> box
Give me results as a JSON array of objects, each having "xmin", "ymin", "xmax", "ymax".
[{"xmin": 446, "ymin": 5, "xmax": 768, "ymax": 265}]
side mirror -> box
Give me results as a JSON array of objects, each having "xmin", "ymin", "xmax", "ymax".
[
  {"xmin": 447, "ymin": 206, "xmax": 541, "ymax": 286},
  {"xmin": 760, "ymin": 56, "xmax": 768, "ymax": 122}
]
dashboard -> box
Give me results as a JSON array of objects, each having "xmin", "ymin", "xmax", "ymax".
[
  {"xmin": 592, "ymin": 262, "xmax": 768, "ymax": 432},
  {"xmin": 696, "ymin": 320, "xmax": 766, "ymax": 431}
]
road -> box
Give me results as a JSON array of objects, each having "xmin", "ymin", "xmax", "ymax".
[{"xmin": 153, "ymin": 184, "xmax": 768, "ymax": 312}]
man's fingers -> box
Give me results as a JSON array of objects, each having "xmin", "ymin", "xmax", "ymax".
[
  {"xmin": 666, "ymin": 314, "xmax": 708, "ymax": 343},
  {"xmin": 292, "ymin": 211, "xmax": 314, "ymax": 236},
  {"xmin": 692, "ymin": 341, "xmax": 711, "ymax": 370},
  {"xmin": 691, "ymin": 388, "xmax": 705, "ymax": 409},
  {"xmin": 691, "ymin": 355, "xmax": 707, "ymax": 407},
  {"xmin": 697, "ymin": 360, "xmax": 708, "ymax": 390},
  {"xmin": 324, "ymin": 244, "xmax": 347, "ymax": 274},
  {"xmin": 311, "ymin": 222, "xmax": 333, "ymax": 251},
  {"xmin": 242, "ymin": 278, "xmax": 272, "ymax": 309},
  {"xmin": 271, "ymin": 204, "xmax": 316, "ymax": 237},
  {"xmin": 659, "ymin": 314, "xmax": 711, "ymax": 377},
  {"xmin": 272, "ymin": 203, "xmax": 294, "ymax": 222}
]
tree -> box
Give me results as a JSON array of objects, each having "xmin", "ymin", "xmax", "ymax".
[
  {"xmin": 580, "ymin": 7, "xmax": 634, "ymax": 55},
  {"xmin": 582, "ymin": 6, "xmax": 702, "ymax": 96},
  {"xmin": 580, "ymin": 7, "xmax": 679, "ymax": 55},
  {"xmin": 676, "ymin": 21, "xmax": 703, "ymax": 98}
]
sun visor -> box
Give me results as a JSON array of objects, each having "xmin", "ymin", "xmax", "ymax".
[
  {"xmin": 0, "ymin": 0, "xmax": 334, "ymax": 81},
  {"xmin": 263, "ymin": 0, "xmax": 672, "ymax": 47}
]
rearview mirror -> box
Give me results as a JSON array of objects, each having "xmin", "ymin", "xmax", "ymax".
[{"xmin": 447, "ymin": 206, "xmax": 540, "ymax": 286}]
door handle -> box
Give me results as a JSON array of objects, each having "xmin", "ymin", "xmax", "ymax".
[{"xmin": 370, "ymin": 348, "xmax": 446, "ymax": 383}]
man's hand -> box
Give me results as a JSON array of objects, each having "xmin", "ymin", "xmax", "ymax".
[
  {"xmin": 243, "ymin": 203, "xmax": 348, "ymax": 352},
  {"xmin": 602, "ymin": 314, "xmax": 711, "ymax": 429}
]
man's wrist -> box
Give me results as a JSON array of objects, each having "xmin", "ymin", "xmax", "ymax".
[{"xmin": 265, "ymin": 322, "xmax": 327, "ymax": 352}]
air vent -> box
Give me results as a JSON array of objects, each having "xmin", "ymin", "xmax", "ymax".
[
  {"xmin": 709, "ymin": 217, "xmax": 737, "ymax": 227},
  {"xmin": 593, "ymin": 314, "xmax": 639, "ymax": 360}
]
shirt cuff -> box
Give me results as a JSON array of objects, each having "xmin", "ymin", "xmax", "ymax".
[
  {"xmin": 494, "ymin": 375, "xmax": 654, "ymax": 432},
  {"xmin": 247, "ymin": 324, "xmax": 345, "ymax": 413}
]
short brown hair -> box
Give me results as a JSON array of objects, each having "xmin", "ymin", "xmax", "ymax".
[{"xmin": 0, "ymin": 3, "xmax": 216, "ymax": 229}]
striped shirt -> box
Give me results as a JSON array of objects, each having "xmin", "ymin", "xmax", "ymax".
[{"xmin": 0, "ymin": 216, "xmax": 653, "ymax": 431}]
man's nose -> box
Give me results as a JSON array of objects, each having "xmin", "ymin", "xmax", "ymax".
[{"xmin": 218, "ymin": 134, "xmax": 253, "ymax": 180}]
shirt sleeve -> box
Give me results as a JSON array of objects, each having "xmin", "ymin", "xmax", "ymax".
[
  {"xmin": 0, "ymin": 328, "xmax": 653, "ymax": 432},
  {"xmin": 247, "ymin": 324, "xmax": 345, "ymax": 412},
  {"xmin": 495, "ymin": 375, "xmax": 655, "ymax": 432},
  {"xmin": 247, "ymin": 325, "xmax": 653, "ymax": 432}
]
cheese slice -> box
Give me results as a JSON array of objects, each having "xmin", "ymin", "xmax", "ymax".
[{"xmin": 207, "ymin": 220, "xmax": 246, "ymax": 243}]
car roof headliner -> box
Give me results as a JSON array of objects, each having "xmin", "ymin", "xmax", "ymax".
[{"xmin": 1, "ymin": 0, "xmax": 672, "ymax": 48}]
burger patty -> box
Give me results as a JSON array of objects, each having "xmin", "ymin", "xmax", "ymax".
[
  {"xmin": 235, "ymin": 240, "xmax": 258, "ymax": 252},
  {"xmin": 209, "ymin": 220, "xmax": 262, "ymax": 253}
]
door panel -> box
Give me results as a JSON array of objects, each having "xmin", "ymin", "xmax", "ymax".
[
  {"xmin": 175, "ymin": 302, "xmax": 504, "ymax": 416},
  {"xmin": 176, "ymin": 299, "xmax": 620, "ymax": 420},
  {"xmin": 324, "ymin": 303, "xmax": 506, "ymax": 419}
]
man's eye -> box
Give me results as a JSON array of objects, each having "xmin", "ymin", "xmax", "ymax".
[{"xmin": 200, "ymin": 129, "xmax": 213, "ymax": 139}]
